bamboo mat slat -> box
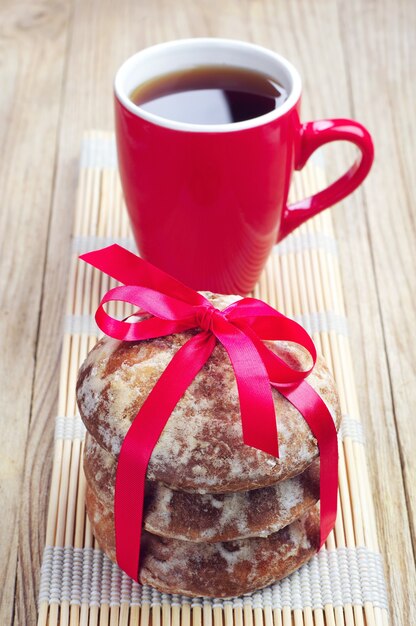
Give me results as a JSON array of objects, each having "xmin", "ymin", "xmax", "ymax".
[{"xmin": 37, "ymin": 131, "xmax": 389, "ymax": 626}]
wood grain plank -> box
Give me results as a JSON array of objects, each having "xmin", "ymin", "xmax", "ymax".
[
  {"xmin": 250, "ymin": 2, "xmax": 416, "ymax": 622},
  {"xmin": 14, "ymin": 2, "xmax": 261, "ymax": 622},
  {"xmin": 335, "ymin": 0, "xmax": 416, "ymax": 624},
  {"xmin": 0, "ymin": 1, "xmax": 72, "ymax": 625},
  {"xmin": 255, "ymin": 3, "xmax": 416, "ymax": 624},
  {"xmin": 14, "ymin": 1, "xmax": 415, "ymax": 625}
]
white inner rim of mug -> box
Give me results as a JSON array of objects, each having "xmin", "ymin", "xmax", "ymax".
[{"xmin": 114, "ymin": 38, "xmax": 302, "ymax": 133}]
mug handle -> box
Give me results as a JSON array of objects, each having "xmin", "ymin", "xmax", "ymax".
[{"xmin": 277, "ymin": 119, "xmax": 374, "ymax": 241}]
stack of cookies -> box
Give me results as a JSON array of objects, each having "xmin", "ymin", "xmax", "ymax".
[{"xmin": 77, "ymin": 293, "xmax": 341, "ymax": 597}]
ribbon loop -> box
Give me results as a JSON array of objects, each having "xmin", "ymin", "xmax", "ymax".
[{"xmin": 80, "ymin": 245, "xmax": 338, "ymax": 583}]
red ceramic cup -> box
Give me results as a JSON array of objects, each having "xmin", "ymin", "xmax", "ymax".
[{"xmin": 115, "ymin": 39, "xmax": 373, "ymax": 294}]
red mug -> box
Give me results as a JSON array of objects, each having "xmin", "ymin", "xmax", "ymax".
[{"xmin": 115, "ymin": 38, "xmax": 373, "ymax": 294}]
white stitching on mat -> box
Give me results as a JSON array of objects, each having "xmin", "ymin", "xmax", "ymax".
[
  {"xmin": 309, "ymin": 552, "xmax": 323, "ymax": 609},
  {"xmin": 357, "ymin": 546, "xmax": 371, "ymax": 606},
  {"xmin": 81, "ymin": 546, "xmax": 93, "ymax": 606},
  {"xmin": 100, "ymin": 554, "xmax": 112, "ymax": 605},
  {"xmin": 141, "ymin": 585, "xmax": 152, "ymax": 606},
  {"xmin": 181, "ymin": 595, "xmax": 192, "ymax": 608},
  {"xmin": 170, "ymin": 593, "xmax": 181, "ymax": 608},
  {"xmin": 80, "ymin": 136, "xmax": 117, "ymax": 169},
  {"xmin": 275, "ymin": 232, "xmax": 338, "ymax": 257},
  {"xmin": 53, "ymin": 414, "xmax": 365, "ymax": 447},
  {"xmin": 339, "ymin": 417, "xmax": 365, "ymax": 445},
  {"xmin": 335, "ymin": 548, "xmax": 351, "ymax": 605},
  {"xmin": 39, "ymin": 546, "xmax": 394, "ymax": 609},
  {"xmin": 71, "ymin": 232, "xmax": 337, "ymax": 259},
  {"xmin": 297, "ymin": 560, "xmax": 312, "ymax": 609},
  {"xmin": 151, "ymin": 586, "xmax": 162, "ymax": 607},
  {"xmin": 293, "ymin": 311, "xmax": 349, "ymax": 337},
  {"xmin": 53, "ymin": 327, "xmax": 373, "ymax": 607},
  {"xmin": 260, "ymin": 586, "xmax": 272, "ymax": 610},
  {"xmin": 64, "ymin": 313, "xmax": 100, "ymax": 336},
  {"xmin": 280, "ymin": 575, "xmax": 292, "ymax": 610},
  {"xmin": 243, "ymin": 595, "xmax": 253, "ymax": 608},
  {"xmin": 318, "ymin": 548, "xmax": 332, "ymax": 606},
  {"xmin": 131, "ymin": 580, "xmax": 142, "ymax": 607},
  {"xmin": 358, "ymin": 547, "xmax": 386, "ymax": 609},
  {"xmin": 327, "ymin": 549, "xmax": 342, "ymax": 606},
  {"xmin": 121, "ymin": 575, "xmax": 132, "ymax": 605},
  {"xmin": 49, "ymin": 546, "xmax": 64, "ymax": 604},
  {"xmin": 90, "ymin": 548, "xmax": 103, "ymax": 606},
  {"xmin": 162, "ymin": 592, "xmax": 172, "ymax": 608},
  {"xmin": 61, "ymin": 546, "xmax": 73, "ymax": 603},
  {"xmin": 349, "ymin": 548, "xmax": 363, "ymax": 605},
  {"xmin": 252, "ymin": 591, "xmax": 263, "ymax": 610},
  {"xmin": 54, "ymin": 416, "xmax": 86, "ymax": 441},
  {"xmin": 38, "ymin": 547, "xmax": 53, "ymax": 603},
  {"xmin": 64, "ymin": 310, "xmax": 348, "ymax": 338},
  {"xmin": 71, "ymin": 548, "xmax": 83, "ymax": 605},
  {"xmin": 376, "ymin": 552, "xmax": 388, "ymax": 609},
  {"xmin": 271, "ymin": 578, "xmax": 281, "ymax": 610},
  {"xmin": 110, "ymin": 562, "xmax": 122, "ymax": 607},
  {"xmin": 232, "ymin": 596, "xmax": 244, "ymax": 609},
  {"xmin": 71, "ymin": 235, "xmax": 137, "ymax": 255},
  {"xmin": 290, "ymin": 569, "xmax": 303, "ymax": 611}
]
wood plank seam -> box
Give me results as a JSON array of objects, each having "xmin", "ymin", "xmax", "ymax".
[{"xmin": 12, "ymin": 3, "xmax": 76, "ymax": 623}]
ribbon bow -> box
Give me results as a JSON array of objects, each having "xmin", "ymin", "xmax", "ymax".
[{"xmin": 81, "ymin": 244, "xmax": 338, "ymax": 582}]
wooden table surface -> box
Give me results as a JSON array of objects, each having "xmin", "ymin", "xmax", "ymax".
[{"xmin": 1, "ymin": 1, "xmax": 415, "ymax": 624}]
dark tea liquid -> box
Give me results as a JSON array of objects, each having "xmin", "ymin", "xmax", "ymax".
[{"xmin": 129, "ymin": 65, "xmax": 288, "ymax": 124}]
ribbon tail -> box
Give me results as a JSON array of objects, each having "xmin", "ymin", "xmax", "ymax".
[
  {"xmin": 213, "ymin": 318, "xmax": 279, "ymax": 458},
  {"xmin": 231, "ymin": 322, "xmax": 316, "ymax": 386},
  {"xmin": 279, "ymin": 381, "xmax": 338, "ymax": 547},
  {"xmin": 229, "ymin": 317, "xmax": 337, "ymax": 544},
  {"xmin": 115, "ymin": 332, "xmax": 216, "ymax": 581}
]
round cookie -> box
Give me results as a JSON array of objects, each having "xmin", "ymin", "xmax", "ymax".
[
  {"xmin": 77, "ymin": 293, "xmax": 341, "ymax": 493},
  {"xmin": 84, "ymin": 431, "xmax": 320, "ymax": 542},
  {"xmin": 85, "ymin": 484, "xmax": 320, "ymax": 598}
]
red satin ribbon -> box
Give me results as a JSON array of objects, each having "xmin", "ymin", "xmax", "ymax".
[{"xmin": 81, "ymin": 244, "xmax": 338, "ymax": 582}]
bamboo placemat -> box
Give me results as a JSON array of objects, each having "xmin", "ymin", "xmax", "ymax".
[{"xmin": 38, "ymin": 131, "xmax": 389, "ymax": 626}]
